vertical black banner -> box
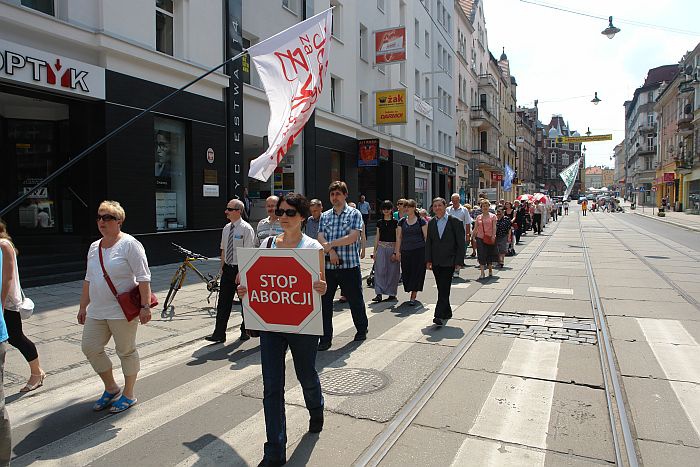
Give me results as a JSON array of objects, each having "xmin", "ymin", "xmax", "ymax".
[{"xmin": 226, "ymin": 0, "xmax": 244, "ymax": 199}]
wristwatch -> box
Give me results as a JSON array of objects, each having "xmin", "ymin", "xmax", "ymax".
[{"xmin": 140, "ymin": 304, "xmax": 151, "ymax": 310}]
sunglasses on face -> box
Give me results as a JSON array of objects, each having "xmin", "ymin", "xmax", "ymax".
[
  {"xmin": 96, "ymin": 214, "xmax": 118, "ymax": 222},
  {"xmin": 225, "ymin": 207, "xmax": 241, "ymax": 212},
  {"xmin": 275, "ymin": 208, "xmax": 299, "ymax": 217}
]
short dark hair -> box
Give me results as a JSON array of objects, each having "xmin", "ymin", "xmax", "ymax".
[
  {"xmin": 431, "ymin": 197, "xmax": 447, "ymax": 207},
  {"xmin": 328, "ymin": 180, "xmax": 348, "ymax": 195},
  {"xmin": 277, "ymin": 193, "xmax": 311, "ymax": 227},
  {"xmin": 380, "ymin": 200, "xmax": 393, "ymax": 210}
]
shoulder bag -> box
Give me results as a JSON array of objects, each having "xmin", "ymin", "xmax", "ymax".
[
  {"xmin": 480, "ymin": 216, "xmax": 496, "ymax": 246},
  {"xmin": 99, "ymin": 241, "xmax": 157, "ymax": 322}
]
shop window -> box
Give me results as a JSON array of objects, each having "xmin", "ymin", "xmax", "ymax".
[
  {"xmin": 154, "ymin": 117, "xmax": 187, "ymax": 230},
  {"xmin": 156, "ymin": 0, "xmax": 174, "ymax": 56},
  {"xmin": 21, "ymin": 0, "xmax": 54, "ymax": 15},
  {"xmin": 331, "ymin": 151, "xmax": 344, "ymax": 182},
  {"xmin": 415, "ymin": 176, "xmax": 428, "ymax": 208}
]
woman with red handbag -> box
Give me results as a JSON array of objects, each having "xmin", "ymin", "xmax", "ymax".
[
  {"xmin": 475, "ymin": 199, "xmax": 498, "ymax": 279},
  {"xmin": 78, "ymin": 201, "xmax": 153, "ymax": 413}
]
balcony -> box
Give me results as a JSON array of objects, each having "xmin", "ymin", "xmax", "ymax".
[
  {"xmin": 637, "ymin": 121, "xmax": 657, "ymax": 134},
  {"xmin": 470, "ymin": 106, "xmax": 500, "ymax": 131},
  {"xmin": 678, "ymin": 115, "xmax": 694, "ymax": 135},
  {"xmin": 478, "ymin": 73, "xmax": 498, "ymax": 90},
  {"xmin": 633, "ymin": 145, "xmax": 656, "ymax": 158},
  {"xmin": 472, "ymin": 149, "xmax": 502, "ymax": 170}
]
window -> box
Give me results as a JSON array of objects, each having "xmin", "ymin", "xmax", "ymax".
[
  {"xmin": 359, "ymin": 24, "xmax": 368, "ymax": 61},
  {"xmin": 330, "ymin": 0, "xmax": 341, "ymax": 38},
  {"xmin": 154, "ymin": 117, "xmax": 187, "ymax": 231},
  {"xmin": 550, "ymin": 153, "xmax": 557, "ymax": 164},
  {"xmin": 330, "ymin": 151, "xmax": 344, "ymax": 182},
  {"xmin": 448, "ymin": 136, "xmax": 453, "ymax": 156},
  {"xmin": 562, "ymin": 154, "xmax": 569, "ymax": 165},
  {"xmin": 415, "ymin": 69, "xmax": 420, "ymax": 96},
  {"xmin": 359, "ymin": 92, "xmax": 368, "ymax": 124},
  {"xmin": 400, "ymin": 62, "xmax": 406, "ymax": 85},
  {"xmin": 424, "ymin": 77, "xmax": 430, "ymax": 99},
  {"xmin": 647, "ymin": 91, "xmax": 654, "ymax": 103},
  {"xmin": 437, "ymin": 86, "xmax": 443, "ymax": 111},
  {"xmin": 377, "ymin": 0, "xmax": 385, "ymax": 12},
  {"xmin": 331, "ymin": 76, "xmax": 340, "ymax": 113},
  {"xmin": 416, "ymin": 120, "xmax": 421, "ymax": 145},
  {"xmin": 647, "ymin": 113, "xmax": 655, "ymax": 125},
  {"xmin": 550, "ymin": 166, "xmax": 556, "ymax": 178},
  {"xmin": 282, "ymin": 0, "xmax": 299, "ymax": 14},
  {"xmin": 447, "ymin": 55, "xmax": 452, "ymax": 75},
  {"xmin": 438, "ymin": 44, "xmax": 443, "ymax": 68},
  {"xmin": 426, "ymin": 124, "xmax": 431, "ymax": 148},
  {"xmin": 438, "ymin": 131, "xmax": 443, "ymax": 153},
  {"xmin": 21, "ymin": 0, "xmax": 54, "ymax": 15},
  {"xmin": 425, "ymin": 31, "xmax": 430, "ymax": 56},
  {"xmin": 415, "ymin": 20, "xmax": 420, "ymax": 47},
  {"xmin": 156, "ymin": 0, "xmax": 174, "ymax": 55},
  {"xmin": 647, "ymin": 135, "xmax": 654, "ymax": 150}
]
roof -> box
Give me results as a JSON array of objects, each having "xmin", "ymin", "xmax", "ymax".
[
  {"xmin": 585, "ymin": 167, "xmax": 603, "ymax": 175},
  {"xmin": 643, "ymin": 65, "xmax": 678, "ymax": 87},
  {"xmin": 458, "ymin": 0, "xmax": 476, "ymax": 21}
]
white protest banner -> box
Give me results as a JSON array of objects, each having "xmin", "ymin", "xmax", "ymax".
[
  {"xmin": 238, "ymin": 248, "xmax": 322, "ymax": 335},
  {"xmin": 559, "ymin": 158, "xmax": 581, "ymax": 200},
  {"xmin": 247, "ymin": 9, "xmax": 333, "ymax": 182}
]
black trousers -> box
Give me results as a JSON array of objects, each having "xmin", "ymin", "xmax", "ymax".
[
  {"xmin": 3, "ymin": 309, "xmax": 38, "ymax": 362},
  {"xmin": 533, "ymin": 213, "xmax": 542, "ymax": 234},
  {"xmin": 432, "ymin": 265, "xmax": 454, "ymax": 320},
  {"xmin": 213, "ymin": 263, "xmax": 245, "ymax": 338},
  {"xmin": 321, "ymin": 266, "xmax": 368, "ymax": 344}
]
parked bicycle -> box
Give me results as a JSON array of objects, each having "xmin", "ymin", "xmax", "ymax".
[{"xmin": 161, "ymin": 243, "xmax": 220, "ymax": 319}]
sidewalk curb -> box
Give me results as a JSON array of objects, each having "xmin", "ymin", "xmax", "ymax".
[{"xmin": 633, "ymin": 211, "xmax": 700, "ymax": 232}]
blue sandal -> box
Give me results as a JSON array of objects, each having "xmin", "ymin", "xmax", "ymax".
[
  {"xmin": 109, "ymin": 394, "xmax": 137, "ymax": 413},
  {"xmin": 93, "ymin": 390, "xmax": 120, "ymax": 411}
]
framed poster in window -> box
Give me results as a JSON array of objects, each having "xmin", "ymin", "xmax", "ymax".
[{"xmin": 154, "ymin": 117, "xmax": 187, "ymax": 230}]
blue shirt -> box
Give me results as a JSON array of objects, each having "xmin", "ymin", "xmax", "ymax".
[
  {"xmin": 0, "ymin": 248, "xmax": 9, "ymax": 342},
  {"xmin": 305, "ymin": 216, "xmax": 321, "ymax": 240},
  {"xmin": 358, "ymin": 201, "xmax": 371, "ymax": 215},
  {"xmin": 319, "ymin": 204, "xmax": 363, "ymax": 269},
  {"xmin": 436, "ymin": 215, "xmax": 449, "ymax": 238}
]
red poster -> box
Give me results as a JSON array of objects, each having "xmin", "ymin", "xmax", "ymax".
[
  {"xmin": 358, "ymin": 139, "xmax": 379, "ymax": 167},
  {"xmin": 663, "ymin": 172, "xmax": 675, "ymax": 182},
  {"xmin": 375, "ymin": 27, "xmax": 406, "ymax": 64}
]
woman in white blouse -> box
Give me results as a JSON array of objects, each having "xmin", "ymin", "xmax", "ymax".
[{"xmin": 78, "ymin": 201, "xmax": 152, "ymax": 413}]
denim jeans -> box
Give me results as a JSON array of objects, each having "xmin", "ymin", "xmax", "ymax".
[
  {"xmin": 260, "ymin": 331, "xmax": 323, "ymax": 462},
  {"xmin": 321, "ymin": 266, "xmax": 368, "ymax": 344}
]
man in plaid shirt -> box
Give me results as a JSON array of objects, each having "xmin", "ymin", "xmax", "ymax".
[{"xmin": 317, "ymin": 181, "xmax": 369, "ymax": 350}]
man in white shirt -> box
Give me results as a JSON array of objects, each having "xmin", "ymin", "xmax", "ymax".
[
  {"xmin": 446, "ymin": 193, "xmax": 472, "ymax": 261},
  {"xmin": 206, "ymin": 199, "xmax": 255, "ymax": 343},
  {"xmin": 256, "ymin": 195, "xmax": 283, "ymax": 245}
]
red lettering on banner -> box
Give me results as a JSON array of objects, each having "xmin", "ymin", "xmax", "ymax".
[{"xmin": 275, "ymin": 48, "xmax": 309, "ymax": 82}]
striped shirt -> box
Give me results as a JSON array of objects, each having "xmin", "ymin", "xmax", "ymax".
[{"xmin": 319, "ymin": 204, "xmax": 363, "ymax": 269}]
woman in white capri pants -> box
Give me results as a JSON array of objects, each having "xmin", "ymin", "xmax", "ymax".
[{"xmin": 78, "ymin": 200, "xmax": 152, "ymax": 413}]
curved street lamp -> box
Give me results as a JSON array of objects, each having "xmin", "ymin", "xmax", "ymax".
[
  {"xmin": 591, "ymin": 92, "xmax": 601, "ymax": 105},
  {"xmin": 602, "ymin": 16, "xmax": 621, "ymax": 39}
]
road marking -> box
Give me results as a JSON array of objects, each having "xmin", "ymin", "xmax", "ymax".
[
  {"xmin": 177, "ymin": 307, "xmax": 433, "ymax": 466},
  {"xmin": 12, "ymin": 311, "xmax": 359, "ymax": 465},
  {"xmin": 453, "ymin": 437, "xmax": 546, "ymax": 466},
  {"xmin": 452, "ymin": 339, "xmax": 561, "ymax": 466},
  {"xmin": 637, "ymin": 318, "xmax": 700, "ymax": 437},
  {"xmin": 433, "ymin": 283, "xmax": 471, "ymax": 289},
  {"xmin": 526, "ymin": 287, "xmax": 574, "ymax": 295}
]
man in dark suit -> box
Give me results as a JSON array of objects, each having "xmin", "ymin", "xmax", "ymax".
[{"xmin": 425, "ymin": 197, "xmax": 466, "ymax": 326}]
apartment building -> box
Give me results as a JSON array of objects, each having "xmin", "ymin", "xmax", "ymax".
[
  {"xmin": 612, "ymin": 141, "xmax": 626, "ymax": 197},
  {"xmin": 497, "ymin": 49, "xmax": 516, "ymax": 201},
  {"xmin": 537, "ymin": 115, "xmax": 583, "ymax": 197},
  {"xmin": 623, "ymin": 64, "xmax": 677, "ymax": 206},
  {"xmin": 0, "ymin": 0, "xmax": 230, "ymax": 283},
  {"xmin": 516, "ymin": 106, "xmax": 537, "ymax": 195}
]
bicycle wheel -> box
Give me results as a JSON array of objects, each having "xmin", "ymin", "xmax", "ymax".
[{"xmin": 162, "ymin": 267, "xmax": 186, "ymax": 318}]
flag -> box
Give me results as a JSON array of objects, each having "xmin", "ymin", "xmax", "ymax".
[
  {"xmin": 247, "ymin": 9, "xmax": 333, "ymax": 182},
  {"xmin": 559, "ymin": 158, "xmax": 581, "ymax": 200},
  {"xmin": 503, "ymin": 164, "xmax": 515, "ymax": 192}
]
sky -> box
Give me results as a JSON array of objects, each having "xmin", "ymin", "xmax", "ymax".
[{"xmin": 482, "ymin": 0, "xmax": 700, "ymax": 168}]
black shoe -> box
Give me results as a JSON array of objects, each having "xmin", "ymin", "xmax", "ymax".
[
  {"xmin": 353, "ymin": 331, "xmax": 367, "ymax": 341},
  {"xmin": 318, "ymin": 341, "xmax": 332, "ymax": 351},
  {"xmin": 309, "ymin": 414, "xmax": 324, "ymax": 433},
  {"xmin": 204, "ymin": 335, "xmax": 225, "ymax": 343},
  {"xmin": 387, "ymin": 296, "xmax": 398, "ymax": 301},
  {"xmin": 239, "ymin": 332, "xmax": 250, "ymax": 341},
  {"xmin": 371, "ymin": 295, "xmax": 383, "ymax": 303},
  {"xmin": 257, "ymin": 458, "xmax": 286, "ymax": 467},
  {"xmin": 433, "ymin": 317, "xmax": 444, "ymax": 326}
]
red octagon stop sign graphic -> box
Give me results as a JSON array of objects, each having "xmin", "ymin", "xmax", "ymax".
[{"xmin": 246, "ymin": 256, "xmax": 314, "ymax": 326}]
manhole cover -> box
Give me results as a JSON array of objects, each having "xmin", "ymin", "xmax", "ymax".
[{"xmin": 319, "ymin": 368, "xmax": 390, "ymax": 396}]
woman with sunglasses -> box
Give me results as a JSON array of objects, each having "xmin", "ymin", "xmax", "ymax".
[
  {"xmin": 237, "ymin": 193, "xmax": 327, "ymax": 467},
  {"xmin": 78, "ymin": 201, "xmax": 152, "ymax": 413},
  {"xmin": 371, "ymin": 200, "xmax": 400, "ymax": 303}
]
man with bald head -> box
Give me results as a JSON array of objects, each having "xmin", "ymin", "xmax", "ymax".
[
  {"xmin": 206, "ymin": 198, "xmax": 256, "ymax": 343},
  {"xmin": 256, "ymin": 195, "xmax": 283, "ymax": 245}
]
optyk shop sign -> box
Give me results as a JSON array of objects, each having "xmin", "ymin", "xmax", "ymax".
[
  {"xmin": 0, "ymin": 39, "xmax": 105, "ymax": 100},
  {"xmin": 238, "ymin": 248, "xmax": 322, "ymax": 334}
]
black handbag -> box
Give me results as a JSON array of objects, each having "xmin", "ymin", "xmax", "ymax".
[{"xmin": 366, "ymin": 264, "xmax": 375, "ymax": 288}]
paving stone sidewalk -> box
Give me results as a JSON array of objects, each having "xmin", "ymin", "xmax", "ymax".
[{"xmin": 5, "ymin": 250, "xmax": 376, "ymax": 392}]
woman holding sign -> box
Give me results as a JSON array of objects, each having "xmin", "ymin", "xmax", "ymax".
[{"xmin": 237, "ymin": 193, "xmax": 327, "ymax": 467}]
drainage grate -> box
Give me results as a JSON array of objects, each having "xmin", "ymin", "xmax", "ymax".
[
  {"xmin": 319, "ymin": 368, "xmax": 390, "ymax": 396},
  {"xmin": 483, "ymin": 312, "xmax": 598, "ymax": 345}
]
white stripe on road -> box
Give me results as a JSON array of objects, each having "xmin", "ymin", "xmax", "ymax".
[
  {"xmin": 452, "ymin": 339, "xmax": 561, "ymax": 466},
  {"xmin": 177, "ymin": 305, "xmax": 432, "ymax": 466},
  {"xmin": 452, "ymin": 437, "xmax": 545, "ymax": 466},
  {"xmin": 637, "ymin": 318, "xmax": 700, "ymax": 437},
  {"xmin": 526, "ymin": 287, "xmax": 574, "ymax": 295},
  {"xmin": 13, "ymin": 311, "xmax": 359, "ymax": 465}
]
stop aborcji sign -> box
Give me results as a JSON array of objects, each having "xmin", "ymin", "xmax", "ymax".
[{"xmin": 238, "ymin": 248, "xmax": 322, "ymax": 335}]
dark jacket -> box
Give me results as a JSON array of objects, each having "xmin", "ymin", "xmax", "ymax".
[{"xmin": 425, "ymin": 215, "xmax": 466, "ymax": 267}]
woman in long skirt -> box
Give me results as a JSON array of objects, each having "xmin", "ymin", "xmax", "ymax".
[
  {"xmin": 395, "ymin": 199, "xmax": 428, "ymax": 306},
  {"xmin": 475, "ymin": 199, "xmax": 499, "ymax": 279},
  {"xmin": 372, "ymin": 201, "xmax": 400, "ymax": 302}
]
